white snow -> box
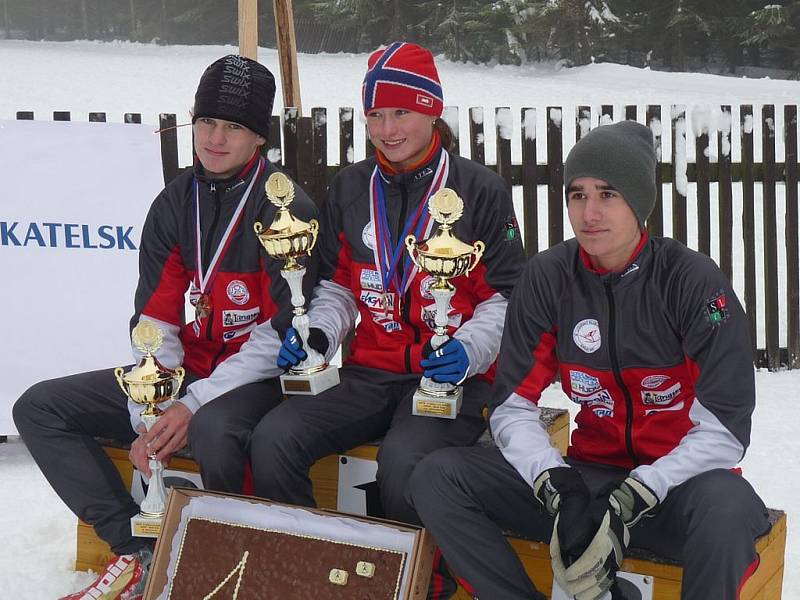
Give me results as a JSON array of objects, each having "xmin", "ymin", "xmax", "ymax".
[
  {"xmin": 496, "ymin": 107, "xmax": 513, "ymax": 140},
  {"xmin": 1, "ymin": 40, "xmax": 799, "ymax": 599}
]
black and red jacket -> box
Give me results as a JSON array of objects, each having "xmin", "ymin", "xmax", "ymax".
[
  {"xmin": 128, "ymin": 157, "xmax": 317, "ymax": 426},
  {"xmin": 306, "ymin": 146, "xmax": 525, "ymax": 380},
  {"xmin": 489, "ymin": 233, "xmax": 755, "ymax": 501}
]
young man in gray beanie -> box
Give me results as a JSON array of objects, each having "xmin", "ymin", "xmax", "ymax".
[
  {"xmin": 14, "ymin": 55, "xmax": 317, "ymax": 600},
  {"xmin": 409, "ymin": 120, "xmax": 769, "ymax": 600}
]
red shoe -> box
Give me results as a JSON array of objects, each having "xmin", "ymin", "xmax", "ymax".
[{"xmin": 60, "ymin": 551, "xmax": 147, "ymax": 600}]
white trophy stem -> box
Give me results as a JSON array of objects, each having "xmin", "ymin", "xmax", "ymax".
[
  {"xmin": 282, "ymin": 266, "xmax": 325, "ymax": 371},
  {"xmin": 420, "ymin": 286, "xmax": 457, "ymax": 396},
  {"xmin": 139, "ymin": 413, "xmax": 167, "ymax": 517}
]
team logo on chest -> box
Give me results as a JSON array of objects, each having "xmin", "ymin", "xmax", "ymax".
[
  {"xmin": 573, "ymin": 318, "xmax": 601, "ymax": 353},
  {"xmin": 362, "ymin": 222, "xmax": 376, "ymax": 250},
  {"xmin": 226, "ymin": 280, "xmax": 250, "ymax": 305}
]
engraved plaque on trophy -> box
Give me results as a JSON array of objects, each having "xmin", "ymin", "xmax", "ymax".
[
  {"xmin": 255, "ymin": 172, "xmax": 340, "ymax": 395},
  {"xmin": 115, "ymin": 321, "xmax": 185, "ymax": 537},
  {"xmin": 405, "ymin": 189, "xmax": 484, "ymax": 419}
]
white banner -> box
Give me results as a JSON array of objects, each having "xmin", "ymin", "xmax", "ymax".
[{"xmin": 0, "ymin": 120, "xmax": 164, "ymax": 434}]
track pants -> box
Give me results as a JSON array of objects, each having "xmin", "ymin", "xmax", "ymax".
[{"xmin": 409, "ymin": 446, "xmax": 770, "ymax": 600}]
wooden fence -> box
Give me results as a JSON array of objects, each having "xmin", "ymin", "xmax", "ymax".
[{"xmin": 14, "ymin": 105, "xmax": 800, "ymax": 371}]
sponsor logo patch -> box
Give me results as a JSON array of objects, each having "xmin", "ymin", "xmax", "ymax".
[
  {"xmin": 222, "ymin": 321, "xmax": 257, "ymax": 341},
  {"xmin": 573, "ymin": 318, "xmax": 601, "ymax": 353},
  {"xmin": 360, "ymin": 268, "xmax": 383, "ymax": 292},
  {"xmin": 360, "ymin": 290, "xmax": 394, "ymax": 310},
  {"xmin": 572, "ymin": 389, "xmax": 614, "ymax": 409},
  {"xmin": 222, "ymin": 307, "xmax": 260, "ymax": 328},
  {"xmin": 371, "ymin": 312, "xmax": 402, "ymax": 332},
  {"xmin": 641, "ymin": 374, "xmax": 671, "ymax": 389},
  {"xmin": 645, "ymin": 400, "xmax": 685, "ymax": 416},
  {"xmin": 419, "ymin": 275, "xmax": 436, "ymax": 300},
  {"xmin": 570, "ymin": 370, "xmax": 601, "ymax": 395},
  {"xmin": 641, "ymin": 382, "xmax": 682, "ymax": 405},
  {"xmin": 621, "ymin": 262, "xmax": 640, "ymax": 278},
  {"xmin": 503, "ymin": 216, "xmax": 520, "ymax": 242},
  {"xmin": 226, "ymin": 280, "xmax": 250, "ymax": 305},
  {"xmin": 706, "ymin": 289, "xmax": 730, "ymax": 326},
  {"xmin": 416, "ymin": 94, "xmax": 434, "ymax": 108},
  {"xmin": 593, "ymin": 407, "xmax": 614, "ymax": 418},
  {"xmin": 362, "ymin": 222, "xmax": 376, "ymax": 250}
]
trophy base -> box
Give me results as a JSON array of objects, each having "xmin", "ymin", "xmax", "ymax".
[
  {"xmin": 412, "ymin": 387, "xmax": 462, "ymax": 419},
  {"xmin": 281, "ymin": 365, "xmax": 340, "ymax": 395},
  {"xmin": 131, "ymin": 513, "xmax": 163, "ymax": 538}
]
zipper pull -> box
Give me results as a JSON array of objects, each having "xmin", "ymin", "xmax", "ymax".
[{"xmin": 210, "ymin": 182, "xmax": 216, "ymax": 193}]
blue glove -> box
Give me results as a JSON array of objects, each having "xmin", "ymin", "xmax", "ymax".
[
  {"xmin": 419, "ymin": 338, "xmax": 470, "ymax": 384},
  {"xmin": 277, "ymin": 326, "xmax": 306, "ymax": 370}
]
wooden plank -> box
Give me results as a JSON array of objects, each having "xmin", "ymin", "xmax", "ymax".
[
  {"xmin": 273, "ymin": 0, "xmax": 303, "ymax": 114},
  {"xmin": 718, "ymin": 106, "xmax": 734, "ymax": 283},
  {"xmin": 296, "ymin": 115, "xmax": 314, "ymax": 203},
  {"xmin": 741, "ymin": 105, "xmax": 758, "ymax": 362},
  {"xmin": 495, "ymin": 107, "xmax": 513, "ymax": 190},
  {"xmin": 365, "ymin": 124, "xmax": 375, "ymax": 158},
  {"xmin": 53, "ymin": 111, "xmax": 71, "ymax": 121},
  {"xmin": 762, "ymin": 105, "xmax": 780, "ymax": 370},
  {"xmin": 647, "ymin": 105, "xmax": 664, "ymax": 237},
  {"xmin": 547, "ymin": 107, "xmax": 564, "ymax": 247},
  {"xmin": 671, "ymin": 105, "xmax": 688, "ymax": 244},
  {"xmin": 89, "ymin": 112, "xmax": 106, "ymax": 122},
  {"xmin": 124, "ymin": 113, "xmax": 142, "ymax": 124},
  {"xmin": 237, "ymin": 0, "xmax": 258, "ymax": 60},
  {"xmin": 785, "ymin": 104, "xmax": 800, "ymax": 369},
  {"xmin": 469, "ymin": 107, "xmax": 485, "ymax": 165},
  {"xmin": 695, "ymin": 108, "xmax": 711, "ymax": 255},
  {"xmin": 577, "ymin": 105, "xmax": 591, "ymax": 141},
  {"xmin": 339, "ymin": 107, "xmax": 354, "ymax": 168},
  {"xmin": 16, "ymin": 111, "xmax": 34, "ymax": 120},
  {"xmin": 625, "ymin": 104, "xmax": 638, "ymax": 121},
  {"xmin": 267, "ymin": 114, "xmax": 282, "ymax": 167},
  {"xmin": 521, "ymin": 107, "xmax": 538, "ymax": 256},
  {"xmin": 158, "ymin": 113, "xmax": 179, "ymax": 185},
  {"xmin": 282, "ymin": 107, "xmax": 299, "ymax": 182},
  {"xmin": 310, "ymin": 107, "xmax": 328, "ymax": 206},
  {"xmin": 601, "ymin": 104, "xmax": 613, "ymax": 124}
]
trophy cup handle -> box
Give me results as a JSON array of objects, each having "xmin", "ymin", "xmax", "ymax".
[
  {"xmin": 466, "ymin": 240, "xmax": 486, "ymax": 276},
  {"xmin": 308, "ymin": 219, "xmax": 319, "ymax": 254},
  {"xmin": 172, "ymin": 366, "xmax": 186, "ymax": 400},
  {"xmin": 405, "ymin": 234, "xmax": 421, "ymax": 269},
  {"xmin": 114, "ymin": 367, "xmax": 128, "ymax": 397},
  {"xmin": 254, "ymin": 221, "xmax": 263, "ymax": 234}
]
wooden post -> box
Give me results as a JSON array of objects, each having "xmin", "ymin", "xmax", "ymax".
[
  {"xmin": 238, "ymin": 0, "xmax": 258, "ymax": 60},
  {"xmin": 273, "ymin": 0, "xmax": 303, "ymax": 115}
]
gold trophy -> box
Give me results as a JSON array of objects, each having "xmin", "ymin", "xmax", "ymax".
[
  {"xmin": 114, "ymin": 321, "xmax": 185, "ymax": 537},
  {"xmin": 255, "ymin": 172, "xmax": 340, "ymax": 395},
  {"xmin": 406, "ymin": 188, "xmax": 485, "ymax": 419}
]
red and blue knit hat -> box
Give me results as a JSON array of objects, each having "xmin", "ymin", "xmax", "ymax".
[{"xmin": 362, "ymin": 42, "xmax": 443, "ymax": 117}]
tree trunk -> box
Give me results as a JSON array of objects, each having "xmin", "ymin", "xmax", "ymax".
[
  {"xmin": 129, "ymin": 0, "xmax": 136, "ymax": 41},
  {"xmin": 3, "ymin": 0, "xmax": 9, "ymax": 39},
  {"xmin": 161, "ymin": 0, "xmax": 168, "ymax": 43},
  {"xmin": 80, "ymin": 0, "xmax": 88, "ymax": 38}
]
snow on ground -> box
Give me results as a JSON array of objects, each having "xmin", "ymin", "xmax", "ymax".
[{"xmin": 1, "ymin": 40, "xmax": 799, "ymax": 597}]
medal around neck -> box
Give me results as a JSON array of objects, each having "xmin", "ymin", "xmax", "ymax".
[
  {"xmin": 405, "ymin": 188, "xmax": 485, "ymax": 419},
  {"xmin": 255, "ymin": 172, "xmax": 340, "ymax": 395},
  {"xmin": 114, "ymin": 320, "xmax": 185, "ymax": 537}
]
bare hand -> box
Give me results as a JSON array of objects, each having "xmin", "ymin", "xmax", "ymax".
[
  {"xmin": 135, "ymin": 402, "xmax": 193, "ymax": 469},
  {"xmin": 129, "ymin": 425, "xmax": 151, "ymax": 476}
]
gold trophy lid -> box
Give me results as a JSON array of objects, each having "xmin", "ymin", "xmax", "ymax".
[
  {"xmin": 124, "ymin": 321, "xmax": 174, "ymax": 384},
  {"xmin": 417, "ymin": 188, "xmax": 474, "ymax": 258},
  {"xmin": 257, "ymin": 172, "xmax": 313, "ymax": 239}
]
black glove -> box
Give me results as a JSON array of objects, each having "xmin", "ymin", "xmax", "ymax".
[{"xmin": 533, "ymin": 468, "xmax": 595, "ymax": 565}]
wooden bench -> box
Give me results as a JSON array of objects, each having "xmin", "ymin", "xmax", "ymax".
[{"xmin": 75, "ymin": 406, "xmax": 785, "ymax": 599}]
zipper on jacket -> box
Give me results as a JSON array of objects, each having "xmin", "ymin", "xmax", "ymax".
[
  {"xmin": 203, "ymin": 182, "xmax": 222, "ymax": 342},
  {"xmin": 604, "ymin": 279, "xmax": 639, "ymax": 467},
  {"xmin": 403, "ymin": 289, "xmax": 421, "ymax": 373},
  {"xmin": 210, "ymin": 343, "xmax": 227, "ymax": 372}
]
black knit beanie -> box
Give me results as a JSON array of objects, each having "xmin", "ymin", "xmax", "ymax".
[
  {"xmin": 192, "ymin": 55, "xmax": 276, "ymax": 140},
  {"xmin": 564, "ymin": 120, "xmax": 657, "ymax": 227}
]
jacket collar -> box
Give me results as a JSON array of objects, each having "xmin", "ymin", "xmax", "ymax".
[
  {"xmin": 193, "ymin": 151, "xmax": 261, "ymax": 193},
  {"xmin": 376, "ymin": 133, "xmax": 443, "ymax": 190},
  {"xmin": 578, "ymin": 230, "xmax": 652, "ymax": 285}
]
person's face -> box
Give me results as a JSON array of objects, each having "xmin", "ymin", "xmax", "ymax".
[
  {"xmin": 366, "ymin": 108, "xmax": 435, "ymax": 170},
  {"xmin": 193, "ymin": 117, "xmax": 265, "ymax": 179},
  {"xmin": 567, "ymin": 177, "xmax": 642, "ymax": 272}
]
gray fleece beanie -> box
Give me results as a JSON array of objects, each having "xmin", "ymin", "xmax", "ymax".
[{"xmin": 564, "ymin": 120, "xmax": 657, "ymax": 227}]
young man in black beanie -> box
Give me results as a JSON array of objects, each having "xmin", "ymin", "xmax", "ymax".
[
  {"xmin": 14, "ymin": 54, "xmax": 317, "ymax": 600},
  {"xmin": 409, "ymin": 120, "xmax": 769, "ymax": 600}
]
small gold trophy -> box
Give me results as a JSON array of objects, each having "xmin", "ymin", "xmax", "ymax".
[
  {"xmin": 255, "ymin": 172, "xmax": 340, "ymax": 395},
  {"xmin": 114, "ymin": 321, "xmax": 185, "ymax": 537},
  {"xmin": 405, "ymin": 188, "xmax": 485, "ymax": 419}
]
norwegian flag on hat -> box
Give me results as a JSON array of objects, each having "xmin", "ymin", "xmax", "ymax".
[{"xmin": 362, "ymin": 42, "xmax": 443, "ymax": 117}]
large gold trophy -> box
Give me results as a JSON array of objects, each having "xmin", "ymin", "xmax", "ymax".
[
  {"xmin": 405, "ymin": 188, "xmax": 485, "ymax": 419},
  {"xmin": 115, "ymin": 321, "xmax": 185, "ymax": 537},
  {"xmin": 255, "ymin": 172, "xmax": 340, "ymax": 395}
]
